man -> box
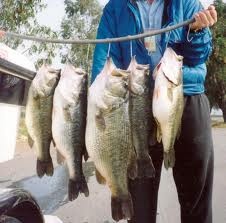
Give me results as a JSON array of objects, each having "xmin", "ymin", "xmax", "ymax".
[{"xmin": 92, "ymin": 0, "xmax": 217, "ymax": 223}]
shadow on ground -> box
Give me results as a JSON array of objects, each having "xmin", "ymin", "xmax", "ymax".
[{"xmin": 7, "ymin": 162, "xmax": 95, "ymax": 214}]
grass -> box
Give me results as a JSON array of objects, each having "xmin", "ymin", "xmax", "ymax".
[{"xmin": 211, "ymin": 120, "xmax": 226, "ymax": 128}]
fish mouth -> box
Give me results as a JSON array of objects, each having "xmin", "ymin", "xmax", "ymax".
[
  {"xmin": 167, "ymin": 47, "xmax": 183, "ymax": 61},
  {"xmin": 111, "ymin": 69, "xmax": 130, "ymax": 80},
  {"xmin": 162, "ymin": 71, "xmax": 178, "ymax": 86},
  {"xmin": 74, "ymin": 68, "xmax": 86, "ymax": 76},
  {"xmin": 49, "ymin": 68, "xmax": 61, "ymax": 74}
]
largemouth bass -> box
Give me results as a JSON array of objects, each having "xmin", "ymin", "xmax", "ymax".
[
  {"xmin": 52, "ymin": 64, "xmax": 89, "ymax": 201},
  {"xmin": 152, "ymin": 48, "xmax": 184, "ymax": 169},
  {"xmin": 128, "ymin": 57, "xmax": 155, "ymax": 178},
  {"xmin": 25, "ymin": 65, "xmax": 60, "ymax": 177},
  {"xmin": 86, "ymin": 58, "xmax": 137, "ymax": 221}
]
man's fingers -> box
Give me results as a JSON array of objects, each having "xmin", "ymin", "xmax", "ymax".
[
  {"xmin": 197, "ymin": 12, "xmax": 209, "ymax": 27},
  {"xmin": 204, "ymin": 10, "xmax": 215, "ymax": 26},
  {"xmin": 194, "ymin": 7, "xmax": 217, "ymax": 30},
  {"xmin": 208, "ymin": 5, "xmax": 218, "ymax": 23},
  {"xmin": 208, "ymin": 5, "xmax": 215, "ymax": 11}
]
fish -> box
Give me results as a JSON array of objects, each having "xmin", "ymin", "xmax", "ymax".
[
  {"xmin": 152, "ymin": 47, "xmax": 184, "ymax": 169},
  {"xmin": 86, "ymin": 58, "xmax": 137, "ymax": 221},
  {"xmin": 25, "ymin": 64, "xmax": 60, "ymax": 177},
  {"xmin": 127, "ymin": 56, "xmax": 155, "ymax": 178},
  {"xmin": 52, "ymin": 64, "xmax": 89, "ymax": 201}
]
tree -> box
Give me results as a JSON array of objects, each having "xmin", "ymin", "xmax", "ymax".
[
  {"xmin": 0, "ymin": 0, "xmax": 59, "ymax": 67},
  {"xmin": 206, "ymin": 0, "xmax": 226, "ymax": 122},
  {"xmin": 0, "ymin": 0, "xmax": 45, "ymax": 48},
  {"xmin": 60, "ymin": 0, "xmax": 102, "ymax": 77}
]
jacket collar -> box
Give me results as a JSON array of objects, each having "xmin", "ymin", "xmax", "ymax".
[{"xmin": 128, "ymin": 0, "xmax": 171, "ymax": 29}]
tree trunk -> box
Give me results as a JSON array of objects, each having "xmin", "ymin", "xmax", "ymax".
[{"xmin": 221, "ymin": 104, "xmax": 226, "ymax": 123}]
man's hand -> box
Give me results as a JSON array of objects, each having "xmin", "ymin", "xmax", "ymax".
[
  {"xmin": 190, "ymin": 5, "xmax": 217, "ymax": 32},
  {"xmin": 0, "ymin": 30, "xmax": 5, "ymax": 39}
]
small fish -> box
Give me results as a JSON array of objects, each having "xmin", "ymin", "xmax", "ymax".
[
  {"xmin": 127, "ymin": 57, "xmax": 155, "ymax": 178},
  {"xmin": 25, "ymin": 65, "xmax": 60, "ymax": 177},
  {"xmin": 152, "ymin": 48, "xmax": 184, "ymax": 169},
  {"xmin": 52, "ymin": 64, "xmax": 89, "ymax": 201}
]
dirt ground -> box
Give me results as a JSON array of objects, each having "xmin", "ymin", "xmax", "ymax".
[{"xmin": 0, "ymin": 127, "xmax": 225, "ymax": 223}]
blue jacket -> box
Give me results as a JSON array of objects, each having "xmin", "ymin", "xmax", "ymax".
[{"xmin": 91, "ymin": 0, "xmax": 212, "ymax": 95}]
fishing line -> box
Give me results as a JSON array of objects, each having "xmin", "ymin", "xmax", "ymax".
[
  {"xmin": 187, "ymin": 24, "xmax": 194, "ymax": 42},
  {"xmin": 107, "ymin": 42, "xmax": 111, "ymax": 58},
  {"xmin": 2, "ymin": 18, "xmax": 195, "ymax": 44},
  {"xmin": 130, "ymin": 40, "xmax": 133, "ymax": 58}
]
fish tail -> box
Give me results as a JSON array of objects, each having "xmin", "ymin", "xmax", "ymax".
[
  {"xmin": 68, "ymin": 176, "xmax": 89, "ymax": 201},
  {"xmin": 56, "ymin": 150, "xmax": 65, "ymax": 165},
  {"xmin": 36, "ymin": 158, "xmax": 54, "ymax": 178},
  {"xmin": 164, "ymin": 149, "xmax": 175, "ymax": 170},
  {"xmin": 111, "ymin": 193, "xmax": 134, "ymax": 222},
  {"xmin": 137, "ymin": 156, "xmax": 155, "ymax": 178}
]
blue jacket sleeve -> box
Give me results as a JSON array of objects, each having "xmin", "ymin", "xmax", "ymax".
[
  {"xmin": 181, "ymin": 0, "xmax": 212, "ymax": 66},
  {"xmin": 91, "ymin": 1, "xmax": 123, "ymax": 83}
]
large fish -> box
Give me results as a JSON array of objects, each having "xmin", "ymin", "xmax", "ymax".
[
  {"xmin": 25, "ymin": 65, "xmax": 60, "ymax": 177},
  {"xmin": 152, "ymin": 48, "xmax": 184, "ymax": 169},
  {"xmin": 86, "ymin": 58, "xmax": 137, "ymax": 221},
  {"xmin": 128, "ymin": 57, "xmax": 155, "ymax": 178},
  {"xmin": 52, "ymin": 64, "xmax": 89, "ymax": 201}
]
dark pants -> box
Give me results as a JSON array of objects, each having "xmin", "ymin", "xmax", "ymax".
[{"xmin": 128, "ymin": 94, "xmax": 214, "ymax": 223}]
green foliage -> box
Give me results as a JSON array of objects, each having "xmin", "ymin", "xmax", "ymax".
[
  {"xmin": 206, "ymin": 0, "xmax": 226, "ymax": 121},
  {"xmin": 60, "ymin": 0, "xmax": 102, "ymax": 73},
  {"xmin": 0, "ymin": 0, "xmax": 59, "ymax": 66},
  {"xmin": 0, "ymin": 0, "xmax": 102, "ymax": 69},
  {"xmin": 28, "ymin": 26, "xmax": 59, "ymax": 68},
  {"xmin": 0, "ymin": 0, "xmax": 45, "ymax": 47}
]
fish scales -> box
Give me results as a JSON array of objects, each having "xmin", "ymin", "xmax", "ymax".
[
  {"xmin": 25, "ymin": 64, "xmax": 60, "ymax": 177},
  {"xmin": 128, "ymin": 57, "xmax": 155, "ymax": 178},
  {"xmin": 89, "ymin": 102, "xmax": 131, "ymax": 187},
  {"xmin": 86, "ymin": 58, "xmax": 137, "ymax": 221},
  {"xmin": 52, "ymin": 65, "xmax": 88, "ymax": 201},
  {"xmin": 152, "ymin": 47, "xmax": 184, "ymax": 169}
]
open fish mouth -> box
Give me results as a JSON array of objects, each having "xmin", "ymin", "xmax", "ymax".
[{"xmin": 111, "ymin": 69, "xmax": 130, "ymax": 79}]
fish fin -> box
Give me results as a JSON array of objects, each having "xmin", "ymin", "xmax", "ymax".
[
  {"xmin": 95, "ymin": 168, "xmax": 106, "ymax": 185},
  {"xmin": 137, "ymin": 156, "xmax": 155, "ymax": 178},
  {"xmin": 27, "ymin": 134, "xmax": 34, "ymax": 149},
  {"xmin": 111, "ymin": 194, "xmax": 133, "ymax": 221},
  {"xmin": 95, "ymin": 112, "xmax": 106, "ymax": 131},
  {"xmin": 127, "ymin": 152, "xmax": 138, "ymax": 180},
  {"xmin": 177, "ymin": 123, "xmax": 181, "ymax": 140},
  {"xmin": 56, "ymin": 150, "xmax": 65, "ymax": 165},
  {"xmin": 36, "ymin": 158, "xmax": 54, "ymax": 178},
  {"xmin": 167, "ymin": 88, "xmax": 173, "ymax": 102},
  {"xmin": 155, "ymin": 118, "xmax": 162, "ymax": 143},
  {"xmin": 83, "ymin": 147, "xmax": 89, "ymax": 162},
  {"xmin": 33, "ymin": 89, "xmax": 45, "ymax": 99},
  {"xmin": 164, "ymin": 150, "xmax": 175, "ymax": 170},
  {"xmin": 52, "ymin": 138, "xmax": 56, "ymax": 148},
  {"xmin": 149, "ymin": 117, "xmax": 158, "ymax": 146},
  {"xmin": 63, "ymin": 104, "xmax": 73, "ymax": 122},
  {"xmin": 68, "ymin": 176, "xmax": 89, "ymax": 201}
]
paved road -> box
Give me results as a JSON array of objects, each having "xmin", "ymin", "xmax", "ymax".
[{"xmin": 0, "ymin": 128, "xmax": 225, "ymax": 223}]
